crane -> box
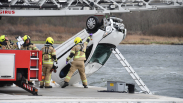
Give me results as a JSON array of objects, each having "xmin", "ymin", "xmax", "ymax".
[{"xmin": 0, "ymin": 0, "xmax": 182, "ymax": 17}]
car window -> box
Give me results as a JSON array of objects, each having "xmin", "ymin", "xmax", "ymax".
[{"xmin": 89, "ymin": 44, "xmax": 116, "ymax": 65}]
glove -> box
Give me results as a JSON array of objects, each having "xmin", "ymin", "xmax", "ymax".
[
  {"xmin": 89, "ymin": 33, "xmax": 93, "ymax": 36},
  {"xmin": 54, "ymin": 69, "xmax": 57, "ymax": 73},
  {"xmin": 50, "ymin": 69, "xmax": 53, "ymax": 72},
  {"xmin": 66, "ymin": 61, "xmax": 68, "ymax": 64}
]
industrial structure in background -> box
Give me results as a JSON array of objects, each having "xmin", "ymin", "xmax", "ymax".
[{"xmin": 0, "ymin": 0, "xmax": 182, "ymax": 95}]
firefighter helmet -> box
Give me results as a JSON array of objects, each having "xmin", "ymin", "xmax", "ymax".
[
  {"xmin": 0, "ymin": 35, "xmax": 5, "ymax": 42},
  {"xmin": 74, "ymin": 37, "xmax": 82, "ymax": 44},
  {"xmin": 46, "ymin": 37, "xmax": 54, "ymax": 44},
  {"xmin": 23, "ymin": 35, "xmax": 30, "ymax": 41}
]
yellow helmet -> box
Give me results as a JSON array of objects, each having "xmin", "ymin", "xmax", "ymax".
[
  {"xmin": 23, "ymin": 35, "xmax": 30, "ymax": 41},
  {"xmin": 74, "ymin": 37, "xmax": 82, "ymax": 44},
  {"xmin": 0, "ymin": 35, "xmax": 6, "ymax": 42},
  {"xmin": 46, "ymin": 37, "xmax": 54, "ymax": 44}
]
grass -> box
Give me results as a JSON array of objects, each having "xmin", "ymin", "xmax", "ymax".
[
  {"xmin": 10, "ymin": 35, "xmax": 183, "ymax": 45},
  {"xmin": 0, "ymin": 24, "xmax": 82, "ymax": 41},
  {"xmin": 15, "ymin": 37, "xmax": 182, "ymax": 45},
  {"xmin": 11, "ymin": 40, "xmax": 64, "ymax": 44},
  {"xmin": 31, "ymin": 41, "xmax": 64, "ymax": 44},
  {"xmin": 121, "ymin": 41, "xmax": 183, "ymax": 45},
  {"xmin": 121, "ymin": 35, "xmax": 183, "ymax": 45},
  {"xmin": 1, "ymin": 25, "xmax": 183, "ymax": 45}
]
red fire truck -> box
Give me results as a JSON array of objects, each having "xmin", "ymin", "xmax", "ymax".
[{"xmin": 0, "ymin": 50, "xmax": 42, "ymax": 95}]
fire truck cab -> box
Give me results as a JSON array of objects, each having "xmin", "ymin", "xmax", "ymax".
[{"xmin": 0, "ymin": 49, "xmax": 42, "ymax": 95}]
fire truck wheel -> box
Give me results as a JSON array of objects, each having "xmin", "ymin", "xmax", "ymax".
[
  {"xmin": 6, "ymin": 82, "xmax": 13, "ymax": 86},
  {"xmin": 17, "ymin": 73, "xmax": 22, "ymax": 81},
  {"xmin": 0, "ymin": 84, "xmax": 6, "ymax": 87},
  {"xmin": 0, "ymin": 82, "xmax": 6, "ymax": 87},
  {"xmin": 86, "ymin": 16, "xmax": 100, "ymax": 33}
]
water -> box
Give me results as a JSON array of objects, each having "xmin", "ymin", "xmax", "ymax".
[{"xmin": 36, "ymin": 44, "xmax": 183, "ymax": 98}]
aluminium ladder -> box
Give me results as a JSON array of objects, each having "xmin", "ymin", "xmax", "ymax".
[
  {"xmin": 112, "ymin": 48, "xmax": 152, "ymax": 94},
  {"xmin": 0, "ymin": 0, "xmax": 183, "ymax": 17},
  {"xmin": 30, "ymin": 51, "xmax": 40, "ymax": 81}
]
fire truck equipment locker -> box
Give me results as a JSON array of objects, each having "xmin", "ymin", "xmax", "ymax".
[{"xmin": 0, "ymin": 54, "xmax": 15, "ymax": 79}]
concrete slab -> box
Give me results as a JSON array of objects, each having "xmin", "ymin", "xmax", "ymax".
[{"xmin": 0, "ymin": 85, "xmax": 183, "ymax": 103}]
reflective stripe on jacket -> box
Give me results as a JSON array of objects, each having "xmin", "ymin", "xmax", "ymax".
[
  {"xmin": 41, "ymin": 45, "xmax": 56, "ymax": 64},
  {"xmin": 1, "ymin": 41, "xmax": 14, "ymax": 50},
  {"xmin": 67, "ymin": 37, "xmax": 91, "ymax": 61},
  {"xmin": 20, "ymin": 44, "xmax": 39, "ymax": 50}
]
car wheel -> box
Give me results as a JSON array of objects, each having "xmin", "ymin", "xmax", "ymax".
[{"xmin": 86, "ymin": 16, "xmax": 100, "ymax": 33}]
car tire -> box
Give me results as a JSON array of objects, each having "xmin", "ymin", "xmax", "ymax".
[{"xmin": 86, "ymin": 16, "xmax": 100, "ymax": 33}]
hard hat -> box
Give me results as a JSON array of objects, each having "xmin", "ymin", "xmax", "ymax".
[
  {"xmin": 74, "ymin": 37, "xmax": 82, "ymax": 44},
  {"xmin": 23, "ymin": 35, "xmax": 30, "ymax": 41},
  {"xmin": 0, "ymin": 35, "xmax": 1, "ymax": 41},
  {"xmin": 46, "ymin": 37, "xmax": 54, "ymax": 44},
  {"xmin": 0, "ymin": 35, "xmax": 6, "ymax": 42}
]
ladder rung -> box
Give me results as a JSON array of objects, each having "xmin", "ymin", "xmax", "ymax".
[
  {"xmin": 134, "ymin": 79, "xmax": 140, "ymax": 80},
  {"xmin": 140, "ymin": 91, "xmax": 148, "ymax": 93},
  {"xmin": 123, "ymin": 65, "xmax": 131, "ymax": 67},
  {"xmin": 31, "ymin": 58, "xmax": 39, "ymax": 60},
  {"xmin": 30, "ymin": 79, "xmax": 38, "ymax": 81},
  {"xmin": 138, "ymin": 85, "xmax": 145, "ymax": 86},
  {"xmin": 30, "ymin": 68, "xmax": 39, "ymax": 70},
  {"xmin": 113, "ymin": 48, "xmax": 152, "ymax": 94},
  {"xmin": 114, "ymin": 53, "xmax": 118, "ymax": 54}
]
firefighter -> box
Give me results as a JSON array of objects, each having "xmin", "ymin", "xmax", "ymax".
[
  {"xmin": 40, "ymin": 37, "xmax": 57, "ymax": 88},
  {"xmin": 20, "ymin": 35, "xmax": 39, "ymax": 50},
  {"xmin": 0, "ymin": 35, "xmax": 14, "ymax": 49},
  {"xmin": 0, "ymin": 35, "xmax": 1, "ymax": 48},
  {"xmin": 62, "ymin": 34, "xmax": 92, "ymax": 88},
  {"xmin": 20, "ymin": 35, "xmax": 39, "ymax": 85}
]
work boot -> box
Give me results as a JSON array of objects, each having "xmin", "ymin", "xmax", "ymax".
[
  {"xmin": 45, "ymin": 86, "xmax": 52, "ymax": 88},
  {"xmin": 83, "ymin": 85, "xmax": 88, "ymax": 88},
  {"xmin": 62, "ymin": 82, "xmax": 69, "ymax": 88},
  {"xmin": 39, "ymin": 85, "xmax": 44, "ymax": 88}
]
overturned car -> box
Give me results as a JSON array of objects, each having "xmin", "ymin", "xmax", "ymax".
[{"xmin": 52, "ymin": 16, "xmax": 127, "ymax": 86}]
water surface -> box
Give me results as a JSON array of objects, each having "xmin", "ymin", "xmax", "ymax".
[{"xmin": 36, "ymin": 44, "xmax": 183, "ymax": 98}]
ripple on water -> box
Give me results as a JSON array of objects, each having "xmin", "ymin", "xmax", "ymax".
[{"xmin": 36, "ymin": 44, "xmax": 183, "ymax": 98}]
